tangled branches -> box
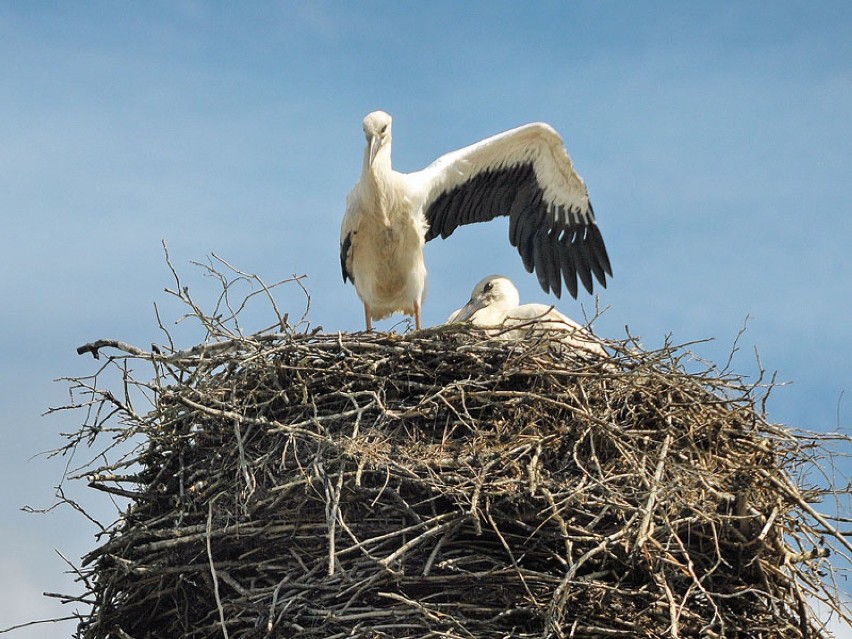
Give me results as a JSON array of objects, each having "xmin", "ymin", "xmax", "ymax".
[{"xmin": 44, "ymin": 261, "xmax": 851, "ymax": 639}]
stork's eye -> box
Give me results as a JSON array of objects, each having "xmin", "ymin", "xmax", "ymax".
[
  {"xmin": 483, "ymin": 282, "xmax": 493, "ymax": 292},
  {"xmin": 380, "ymin": 124, "xmax": 388, "ymax": 134}
]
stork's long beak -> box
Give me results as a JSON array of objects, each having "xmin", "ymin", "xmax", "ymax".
[
  {"xmin": 449, "ymin": 297, "xmax": 487, "ymax": 323},
  {"xmin": 368, "ymin": 134, "xmax": 380, "ymax": 166}
]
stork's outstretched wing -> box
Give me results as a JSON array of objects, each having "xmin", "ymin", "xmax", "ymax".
[{"xmin": 408, "ymin": 123, "xmax": 612, "ymax": 298}]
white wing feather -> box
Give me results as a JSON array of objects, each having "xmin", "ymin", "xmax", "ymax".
[{"xmin": 406, "ymin": 123, "xmax": 590, "ymax": 217}]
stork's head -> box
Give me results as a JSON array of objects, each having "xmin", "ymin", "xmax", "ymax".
[
  {"xmin": 448, "ymin": 275, "xmax": 520, "ymax": 323},
  {"xmin": 362, "ymin": 111, "xmax": 392, "ymax": 166}
]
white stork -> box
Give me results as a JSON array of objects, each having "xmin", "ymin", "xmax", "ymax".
[
  {"xmin": 340, "ymin": 111, "xmax": 612, "ymax": 331},
  {"xmin": 447, "ymin": 275, "xmax": 607, "ymax": 356}
]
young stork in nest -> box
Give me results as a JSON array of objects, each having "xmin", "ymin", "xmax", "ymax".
[
  {"xmin": 340, "ymin": 111, "xmax": 612, "ymax": 331},
  {"xmin": 448, "ymin": 275, "xmax": 606, "ymax": 356}
]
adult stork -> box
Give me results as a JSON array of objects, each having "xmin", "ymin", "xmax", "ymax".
[
  {"xmin": 340, "ymin": 111, "xmax": 612, "ymax": 331},
  {"xmin": 447, "ymin": 275, "xmax": 607, "ymax": 356}
]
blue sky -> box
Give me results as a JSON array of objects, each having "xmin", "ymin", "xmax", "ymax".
[{"xmin": 1, "ymin": 2, "xmax": 850, "ymax": 636}]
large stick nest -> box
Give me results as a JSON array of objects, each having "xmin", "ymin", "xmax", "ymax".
[{"xmin": 52, "ymin": 261, "xmax": 849, "ymax": 639}]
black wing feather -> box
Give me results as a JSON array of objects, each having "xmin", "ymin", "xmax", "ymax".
[
  {"xmin": 532, "ymin": 230, "xmax": 550, "ymax": 293},
  {"xmin": 558, "ymin": 232, "xmax": 580, "ymax": 299},
  {"xmin": 588, "ymin": 221, "xmax": 613, "ymax": 278},
  {"xmin": 584, "ymin": 226, "xmax": 610, "ymax": 286},
  {"xmin": 423, "ymin": 161, "xmax": 612, "ymax": 298},
  {"xmin": 428, "ymin": 198, "xmax": 449, "ymax": 241},
  {"xmin": 533, "ymin": 228, "xmax": 562, "ymax": 298},
  {"xmin": 340, "ymin": 233, "xmax": 353, "ymax": 284},
  {"xmin": 570, "ymin": 228, "xmax": 595, "ymax": 294},
  {"xmin": 459, "ymin": 185, "xmax": 478, "ymax": 226},
  {"xmin": 512, "ymin": 183, "xmax": 541, "ymax": 274}
]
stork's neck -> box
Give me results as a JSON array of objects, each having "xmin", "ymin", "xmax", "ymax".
[
  {"xmin": 362, "ymin": 143, "xmax": 393, "ymax": 184},
  {"xmin": 361, "ymin": 143, "xmax": 396, "ymax": 222}
]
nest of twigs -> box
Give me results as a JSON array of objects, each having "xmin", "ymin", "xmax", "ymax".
[{"xmin": 51, "ymin": 260, "xmax": 850, "ymax": 639}]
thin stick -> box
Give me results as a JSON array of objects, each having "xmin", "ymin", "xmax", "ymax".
[{"xmin": 207, "ymin": 499, "xmax": 230, "ymax": 639}]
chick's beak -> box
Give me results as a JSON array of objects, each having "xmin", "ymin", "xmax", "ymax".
[{"xmin": 450, "ymin": 297, "xmax": 486, "ymax": 323}]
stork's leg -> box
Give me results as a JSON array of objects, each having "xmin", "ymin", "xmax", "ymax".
[
  {"xmin": 364, "ymin": 303, "xmax": 373, "ymax": 332},
  {"xmin": 414, "ymin": 302, "xmax": 422, "ymax": 331}
]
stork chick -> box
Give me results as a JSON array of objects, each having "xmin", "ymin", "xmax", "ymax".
[{"xmin": 448, "ymin": 275, "xmax": 607, "ymax": 356}]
